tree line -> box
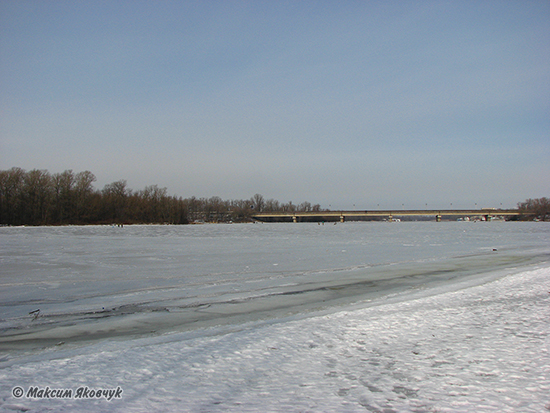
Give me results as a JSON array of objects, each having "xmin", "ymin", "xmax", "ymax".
[
  {"xmin": 0, "ymin": 167, "xmax": 322, "ymax": 226},
  {"xmin": 517, "ymin": 197, "xmax": 550, "ymax": 221}
]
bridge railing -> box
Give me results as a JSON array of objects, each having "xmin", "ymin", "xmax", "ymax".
[{"xmin": 251, "ymin": 209, "xmax": 521, "ymax": 222}]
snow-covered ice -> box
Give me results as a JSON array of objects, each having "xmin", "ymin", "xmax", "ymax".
[{"xmin": 0, "ymin": 222, "xmax": 549, "ymax": 412}]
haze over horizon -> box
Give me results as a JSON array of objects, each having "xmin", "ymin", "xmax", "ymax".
[{"xmin": 1, "ymin": 1, "xmax": 549, "ymax": 210}]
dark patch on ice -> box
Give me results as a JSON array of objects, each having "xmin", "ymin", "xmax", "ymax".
[
  {"xmin": 337, "ymin": 388, "xmax": 350, "ymax": 396},
  {"xmin": 431, "ymin": 360, "xmax": 452, "ymax": 368},
  {"xmin": 1, "ymin": 251, "xmax": 546, "ymax": 353},
  {"xmin": 362, "ymin": 382, "xmax": 383, "ymax": 393},
  {"xmin": 393, "ymin": 385, "xmax": 418, "ymax": 398},
  {"xmin": 359, "ymin": 398, "xmax": 397, "ymax": 413}
]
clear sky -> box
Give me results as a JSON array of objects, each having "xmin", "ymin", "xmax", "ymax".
[{"xmin": 1, "ymin": 1, "xmax": 549, "ymax": 209}]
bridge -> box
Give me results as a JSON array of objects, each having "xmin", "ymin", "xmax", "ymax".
[{"xmin": 252, "ymin": 209, "xmax": 521, "ymax": 223}]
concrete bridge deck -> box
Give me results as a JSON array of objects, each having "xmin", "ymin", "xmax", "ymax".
[{"xmin": 252, "ymin": 209, "xmax": 521, "ymax": 222}]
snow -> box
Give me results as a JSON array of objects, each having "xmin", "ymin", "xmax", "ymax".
[
  {"xmin": 0, "ymin": 223, "xmax": 549, "ymax": 412},
  {"xmin": 1, "ymin": 266, "xmax": 549, "ymax": 412}
]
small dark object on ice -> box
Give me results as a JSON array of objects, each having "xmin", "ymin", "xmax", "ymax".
[{"xmin": 29, "ymin": 309, "xmax": 40, "ymax": 320}]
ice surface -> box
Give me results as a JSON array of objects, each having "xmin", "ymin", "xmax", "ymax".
[
  {"xmin": 1, "ymin": 265, "xmax": 549, "ymax": 412},
  {"xmin": 0, "ymin": 222, "xmax": 549, "ymax": 411}
]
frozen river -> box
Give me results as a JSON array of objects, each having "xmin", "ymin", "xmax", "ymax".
[{"xmin": 0, "ymin": 221, "xmax": 549, "ymax": 412}]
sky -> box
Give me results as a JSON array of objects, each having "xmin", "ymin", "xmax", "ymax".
[{"xmin": 1, "ymin": 1, "xmax": 549, "ymax": 210}]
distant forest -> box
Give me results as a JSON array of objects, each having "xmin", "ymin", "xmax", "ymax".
[
  {"xmin": 0, "ymin": 167, "xmax": 322, "ymax": 226},
  {"xmin": 1, "ymin": 167, "xmax": 547, "ymax": 226}
]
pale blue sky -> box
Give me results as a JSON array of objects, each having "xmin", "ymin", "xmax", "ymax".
[{"xmin": 1, "ymin": 1, "xmax": 549, "ymax": 209}]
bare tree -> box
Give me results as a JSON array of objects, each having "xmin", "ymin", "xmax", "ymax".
[
  {"xmin": 298, "ymin": 201, "xmax": 312, "ymax": 212},
  {"xmin": 23, "ymin": 169, "xmax": 52, "ymax": 225},
  {"xmin": 251, "ymin": 193, "xmax": 265, "ymax": 212},
  {"xmin": 52, "ymin": 170, "xmax": 77, "ymax": 223},
  {"xmin": 0, "ymin": 167, "xmax": 26, "ymax": 225},
  {"xmin": 264, "ymin": 198, "xmax": 280, "ymax": 212},
  {"xmin": 518, "ymin": 197, "xmax": 550, "ymax": 220},
  {"xmin": 103, "ymin": 180, "xmax": 129, "ymax": 222},
  {"xmin": 75, "ymin": 171, "xmax": 96, "ymax": 222}
]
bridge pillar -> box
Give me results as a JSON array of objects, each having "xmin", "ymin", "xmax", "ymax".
[
  {"xmin": 292, "ymin": 215, "xmax": 297, "ymax": 223},
  {"xmin": 388, "ymin": 215, "xmax": 393, "ymax": 222},
  {"xmin": 436, "ymin": 215, "xmax": 441, "ymax": 222},
  {"xmin": 340, "ymin": 215, "xmax": 345, "ymax": 223}
]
